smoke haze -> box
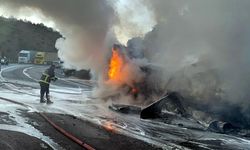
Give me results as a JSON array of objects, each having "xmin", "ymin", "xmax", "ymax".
[
  {"xmin": 1, "ymin": 0, "xmax": 250, "ymax": 126},
  {"xmin": 0, "ymin": 0, "xmax": 116, "ymax": 72},
  {"xmin": 142, "ymin": 0, "xmax": 250, "ymax": 103},
  {"xmin": 137, "ymin": 0, "xmax": 250, "ymax": 126}
]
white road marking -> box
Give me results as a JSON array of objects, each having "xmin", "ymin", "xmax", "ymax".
[
  {"xmin": 0, "ymin": 65, "xmax": 19, "ymax": 81},
  {"xmin": 0, "ymin": 65, "xmax": 20, "ymax": 89},
  {"xmin": 23, "ymin": 66, "xmax": 38, "ymax": 82}
]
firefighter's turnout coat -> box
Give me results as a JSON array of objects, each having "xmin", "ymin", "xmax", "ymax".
[{"xmin": 39, "ymin": 68, "xmax": 57, "ymax": 85}]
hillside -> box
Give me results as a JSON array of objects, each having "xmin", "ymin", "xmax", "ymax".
[{"xmin": 0, "ymin": 17, "xmax": 61, "ymax": 62}]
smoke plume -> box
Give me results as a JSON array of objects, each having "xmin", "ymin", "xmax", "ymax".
[
  {"xmin": 0, "ymin": 0, "xmax": 116, "ymax": 72},
  {"xmin": 133, "ymin": 0, "xmax": 250, "ymax": 127}
]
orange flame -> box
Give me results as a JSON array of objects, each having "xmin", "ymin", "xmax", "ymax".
[
  {"xmin": 108, "ymin": 48, "xmax": 124, "ymax": 81},
  {"xmin": 103, "ymin": 122, "xmax": 114, "ymax": 131}
]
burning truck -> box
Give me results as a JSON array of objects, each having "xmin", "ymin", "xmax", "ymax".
[
  {"xmin": 99, "ymin": 44, "xmax": 166, "ymax": 104},
  {"xmin": 99, "ymin": 44, "xmax": 250, "ymax": 135}
]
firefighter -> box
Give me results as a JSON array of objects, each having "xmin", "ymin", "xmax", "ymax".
[{"xmin": 39, "ymin": 64, "xmax": 57, "ymax": 103}]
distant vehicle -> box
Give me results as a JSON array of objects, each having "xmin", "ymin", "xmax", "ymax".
[
  {"xmin": 18, "ymin": 50, "xmax": 36, "ymax": 64},
  {"xmin": 34, "ymin": 52, "xmax": 58, "ymax": 65},
  {"xmin": 34, "ymin": 52, "xmax": 45, "ymax": 64},
  {"xmin": 1, "ymin": 57, "xmax": 8, "ymax": 65}
]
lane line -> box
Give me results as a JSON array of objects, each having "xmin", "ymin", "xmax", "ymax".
[
  {"xmin": 23, "ymin": 66, "xmax": 38, "ymax": 82},
  {"xmin": 0, "ymin": 65, "xmax": 20, "ymax": 81},
  {"xmin": 0, "ymin": 65, "xmax": 21, "ymax": 89}
]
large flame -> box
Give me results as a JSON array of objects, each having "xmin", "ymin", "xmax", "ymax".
[
  {"xmin": 107, "ymin": 45, "xmax": 140, "ymax": 97},
  {"xmin": 108, "ymin": 47, "xmax": 124, "ymax": 81}
]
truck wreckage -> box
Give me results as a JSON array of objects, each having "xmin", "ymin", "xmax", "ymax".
[{"xmin": 109, "ymin": 92, "xmax": 245, "ymax": 135}]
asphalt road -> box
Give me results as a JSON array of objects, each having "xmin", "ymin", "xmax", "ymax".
[{"xmin": 0, "ymin": 64, "xmax": 161, "ymax": 150}]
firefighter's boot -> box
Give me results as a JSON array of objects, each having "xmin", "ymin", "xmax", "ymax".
[
  {"xmin": 40, "ymin": 98, "xmax": 46, "ymax": 103},
  {"xmin": 46, "ymin": 95, "xmax": 53, "ymax": 104},
  {"xmin": 40, "ymin": 94, "xmax": 46, "ymax": 103}
]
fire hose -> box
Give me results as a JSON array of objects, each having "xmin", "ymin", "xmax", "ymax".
[{"xmin": 0, "ymin": 96, "xmax": 95, "ymax": 150}]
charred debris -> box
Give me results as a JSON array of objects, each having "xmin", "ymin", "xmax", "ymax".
[{"xmin": 109, "ymin": 92, "xmax": 249, "ymax": 136}]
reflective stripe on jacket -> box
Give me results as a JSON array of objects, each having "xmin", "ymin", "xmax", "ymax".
[
  {"xmin": 39, "ymin": 73, "xmax": 51, "ymax": 84},
  {"xmin": 39, "ymin": 71, "xmax": 56, "ymax": 85}
]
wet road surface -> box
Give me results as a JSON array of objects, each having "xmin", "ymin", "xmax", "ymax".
[{"xmin": 0, "ymin": 64, "xmax": 249, "ymax": 150}]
